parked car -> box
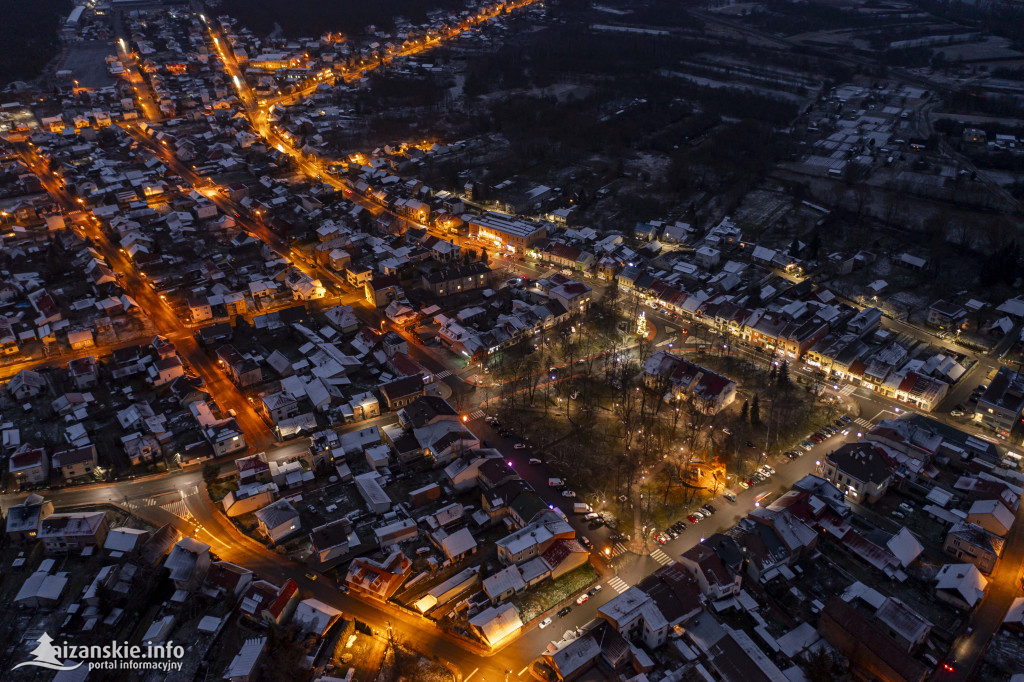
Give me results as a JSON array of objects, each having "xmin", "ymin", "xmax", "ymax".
[
  {"xmin": 579, "ymin": 536, "xmax": 592, "ymax": 549},
  {"xmin": 800, "ymin": 441, "xmax": 814, "ymax": 451},
  {"xmin": 529, "ymin": 458, "xmax": 542, "ymax": 465},
  {"xmin": 724, "ymin": 493, "xmax": 737, "ymax": 503},
  {"xmin": 588, "ymin": 585, "xmax": 603, "ymax": 596},
  {"xmin": 558, "ymin": 606, "xmax": 572, "ymax": 617},
  {"xmin": 576, "ymin": 594, "xmax": 590, "ymax": 605},
  {"xmin": 539, "ymin": 618, "xmax": 553, "ymax": 629},
  {"xmin": 738, "ymin": 481, "xmax": 750, "ymax": 489},
  {"xmin": 655, "ymin": 533, "xmax": 668, "ymax": 544},
  {"xmin": 951, "ymin": 406, "xmax": 965, "ymax": 417},
  {"xmin": 702, "ymin": 503, "xmax": 717, "ymax": 514},
  {"xmin": 687, "ymin": 514, "xmax": 699, "ymax": 524},
  {"xmin": 513, "ymin": 443, "xmax": 528, "ymax": 450},
  {"xmin": 839, "ymin": 416, "xmax": 852, "ymax": 423},
  {"xmin": 561, "ymin": 490, "xmax": 577, "ymax": 498}
]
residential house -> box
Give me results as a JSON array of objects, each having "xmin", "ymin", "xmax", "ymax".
[
  {"xmin": 240, "ymin": 579, "xmax": 299, "ymax": 624},
  {"xmin": 7, "ymin": 369, "xmax": 46, "ymax": 400},
  {"xmin": 37, "ymin": 511, "xmax": 110, "ymax": 553},
  {"xmin": 365, "ymin": 275, "xmax": 402, "ymax": 308},
  {"xmin": 977, "ymin": 367, "xmax": 1024, "ymax": 439},
  {"xmin": 966, "ymin": 499, "xmax": 1015, "ymax": 537},
  {"xmin": 217, "ymin": 345, "xmax": 263, "ymax": 387},
  {"xmin": 495, "ymin": 510, "xmax": 574, "ymax": 565},
  {"xmin": 354, "ymin": 471, "xmax": 392, "ymax": 513},
  {"xmin": 944, "ymin": 521, "xmax": 1004, "ymax": 573},
  {"xmin": 236, "ymin": 452, "xmax": 271, "ymax": 485},
  {"xmin": 374, "ymin": 518, "xmax": 419, "ymax": 548},
  {"xmin": 821, "ymin": 442, "xmax": 893, "ymax": 503},
  {"xmin": 378, "ymin": 374, "xmax": 426, "ymax": 411},
  {"xmin": 874, "ymin": 597, "xmax": 931, "ymax": 652},
  {"xmin": 421, "ymin": 263, "xmax": 491, "ymax": 296},
  {"xmin": 548, "ymin": 280, "xmax": 592, "ymax": 313},
  {"xmin": 5, "ymin": 494, "xmax": 53, "ymax": 542},
  {"xmin": 254, "ymin": 499, "xmax": 301, "ymax": 544},
  {"xmin": 203, "ymin": 561, "xmax": 254, "ymax": 600},
  {"xmin": 293, "ymin": 599, "xmax": 343, "ymax": 636},
  {"xmin": 469, "ymin": 603, "xmax": 523, "ymax": 648},
  {"xmin": 309, "ymin": 518, "xmax": 358, "ymax": 565},
  {"xmin": 224, "ymin": 637, "xmax": 266, "ymax": 682},
  {"xmin": 51, "ymin": 445, "xmax": 97, "ymax": 481},
  {"xmin": 261, "ymin": 392, "xmax": 300, "ymax": 425},
  {"xmin": 433, "ymin": 527, "xmax": 478, "ymax": 562},
  {"xmin": 188, "ymin": 297, "xmax": 212, "ymax": 322},
  {"xmin": 678, "ymin": 544, "xmax": 741, "ymax": 599},
  {"xmin": 934, "ymin": 563, "xmax": 987, "ymax": 611},
  {"xmin": 345, "ymin": 550, "xmax": 413, "ymax": 600},
  {"xmin": 597, "ymin": 587, "xmax": 670, "ymax": 650},
  {"xmin": 9, "ymin": 446, "xmax": 49, "ymax": 487},
  {"xmin": 927, "ymin": 300, "xmax": 967, "ymax": 330},
  {"xmin": 103, "ymin": 527, "xmax": 150, "ymax": 556},
  {"xmin": 482, "ymin": 565, "xmax": 527, "ymax": 604},
  {"xmin": 68, "ymin": 356, "xmax": 98, "ymax": 389},
  {"xmin": 164, "ymin": 537, "xmax": 212, "ymax": 591}
]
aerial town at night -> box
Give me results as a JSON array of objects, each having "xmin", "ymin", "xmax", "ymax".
[{"xmin": 1, "ymin": 0, "xmax": 1023, "ymax": 679}]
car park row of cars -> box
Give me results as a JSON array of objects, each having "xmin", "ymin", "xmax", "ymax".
[
  {"xmin": 655, "ymin": 502, "xmax": 719, "ymax": 544},
  {"xmin": 796, "ymin": 415, "xmax": 852, "ymax": 453},
  {"xmin": 737, "ymin": 464, "xmax": 775, "ymax": 489}
]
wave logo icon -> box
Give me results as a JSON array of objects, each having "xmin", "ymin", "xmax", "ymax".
[{"xmin": 12, "ymin": 633, "xmax": 82, "ymax": 672}]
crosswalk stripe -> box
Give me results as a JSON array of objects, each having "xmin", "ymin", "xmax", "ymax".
[
  {"xmin": 651, "ymin": 549, "xmax": 672, "ymax": 565},
  {"xmin": 607, "ymin": 577, "xmax": 629, "ymax": 594},
  {"xmin": 838, "ymin": 385, "xmax": 856, "ymax": 396},
  {"xmin": 434, "ymin": 369, "xmax": 453, "ymax": 379},
  {"xmin": 159, "ymin": 499, "xmax": 191, "ymax": 520},
  {"xmin": 855, "ymin": 418, "xmax": 872, "ymax": 428},
  {"xmin": 467, "ymin": 409, "xmax": 485, "ymax": 420}
]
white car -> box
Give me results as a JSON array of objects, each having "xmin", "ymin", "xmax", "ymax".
[
  {"xmin": 561, "ymin": 490, "xmax": 577, "ymax": 498},
  {"xmin": 539, "ymin": 617, "xmax": 553, "ymax": 629},
  {"xmin": 513, "ymin": 443, "xmax": 528, "ymax": 450}
]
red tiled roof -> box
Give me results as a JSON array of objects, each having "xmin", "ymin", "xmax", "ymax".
[{"xmin": 267, "ymin": 579, "xmax": 298, "ymax": 618}]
